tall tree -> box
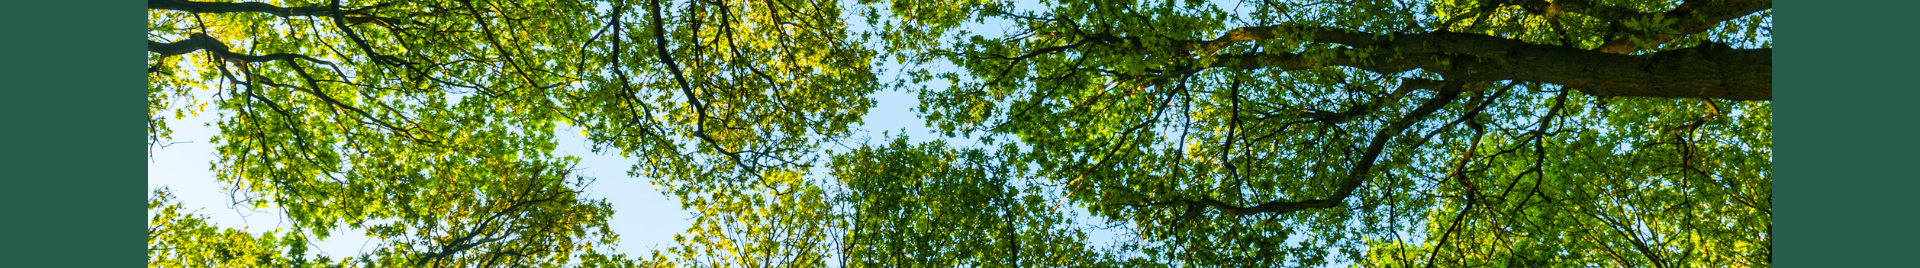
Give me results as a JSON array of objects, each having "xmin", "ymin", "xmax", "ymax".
[
  {"xmin": 148, "ymin": 0, "xmax": 874, "ymax": 266},
  {"xmin": 148, "ymin": 0, "xmax": 1770, "ymax": 267},
  {"xmin": 886, "ymin": 0, "xmax": 1770, "ymax": 266}
]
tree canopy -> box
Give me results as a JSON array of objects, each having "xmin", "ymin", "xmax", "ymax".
[{"xmin": 148, "ymin": 0, "xmax": 1769, "ymax": 267}]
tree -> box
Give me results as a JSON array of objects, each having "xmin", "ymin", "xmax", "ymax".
[
  {"xmin": 148, "ymin": 0, "xmax": 874, "ymax": 266},
  {"xmin": 887, "ymin": 0, "xmax": 1769, "ymax": 266},
  {"xmin": 148, "ymin": 0, "xmax": 1770, "ymax": 267}
]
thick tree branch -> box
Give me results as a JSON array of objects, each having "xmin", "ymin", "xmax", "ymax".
[
  {"xmin": 1150, "ymin": 0, "xmax": 1770, "ymax": 101},
  {"xmin": 149, "ymin": 0, "xmax": 335, "ymax": 16},
  {"xmin": 1191, "ymin": 0, "xmax": 1769, "ymax": 55},
  {"xmin": 149, "ymin": 33, "xmax": 331, "ymax": 64},
  {"xmin": 152, "ymin": 0, "xmax": 411, "ymax": 67},
  {"xmin": 1195, "ymin": 30, "xmax": 1768, "ymax": 101},
  {"xmin": 149, "ymin": 0, "xmax": 393, "ymax": 24}
]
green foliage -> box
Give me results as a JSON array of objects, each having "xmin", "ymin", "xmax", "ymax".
[
  {"xmin": 833, "ymin": 139, "xmax": 1119, "ymax": 267},
  {"xmin": 150, "ymin": 189, "xmax": 345, "ymax": 268},
  {"xmin": 149, "ymin": 0, "xmax": 1769, "ymax": 267},
  {"xmin": 893, "ymin": 0, "xmax": 1768, "ymax": 266}
]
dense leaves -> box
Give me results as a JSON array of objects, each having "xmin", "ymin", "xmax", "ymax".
[
  {"xmin": 149, "ymin": 0, "xmax": 872, "ymax": 266},
  {"xmin": 833, "ymin": 139, "xmax": 1121, "ymax": 267},
  {"xmin": 899, "ymin": 0, "xmax": 1768, "ymax": 266},
  {"xmin": 149, "ymin": 0, "xmax": 1769, "ymax": 267}
]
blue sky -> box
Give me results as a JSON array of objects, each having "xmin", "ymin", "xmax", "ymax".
[
  {"xmin": 144, "ymin": 0, "xmax": 1489, "ymax": 263},
  {"xmin": 146, "ymin": 76, "xmax": 952, "ymax": 258},
  {"xmin": 149, "ymin": 0, "xmax": 1141, "ymax": 261},
  {"xmin": 143, "ymin": 0, "xmax": 982, "ymax": 257}
]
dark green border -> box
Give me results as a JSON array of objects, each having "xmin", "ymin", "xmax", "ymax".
[
  {"xmin": 1778, "ymin": 1, "xmax": 1916, "ymax": 266},
  {"xmin": 0, "ymin": 1, "xmax": 144, "ymax": 266}
]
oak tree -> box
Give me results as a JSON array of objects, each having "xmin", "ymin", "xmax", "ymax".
[
  {"xmin": 149, "ymin": 0, "xmax": 873, "ymax": 266},
  {"xmin": 886, "ymin": 0, "xmax": 1770, "ymax": 266}
]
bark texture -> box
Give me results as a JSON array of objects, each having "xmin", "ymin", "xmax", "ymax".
[
  {"xmin": 149, "ymin": 0, "xmax": 390, "ymax": 24},
  {"xmin": 148, "ymin": 33, "xmax": 325, "ymax": 64},
  {"xmin": 1196, "ymin": 27, "xmax": 1770, "ymax": 101}
]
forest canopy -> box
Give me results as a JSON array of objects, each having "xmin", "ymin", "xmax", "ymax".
[{"xmin": 147, "ymin": 0, "xmax": 1770, "ymax": 267}]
